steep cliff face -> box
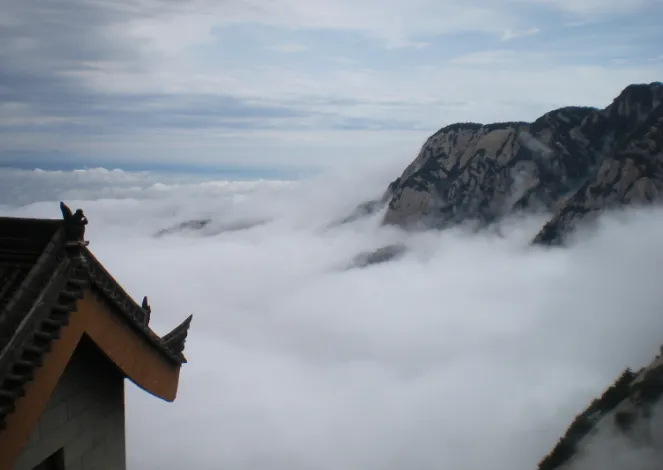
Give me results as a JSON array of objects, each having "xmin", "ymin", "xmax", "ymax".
[
  {"xmin": 382, "ymin": 82, "xmax": 663, "ymax": 242},
  {"xmin": 535, "ymin": 98, "xmax": 663, "ymax": 244}
]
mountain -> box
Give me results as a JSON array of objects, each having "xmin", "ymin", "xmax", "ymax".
[
  {"xmin": 380, "ymin": 82, "xmax": 663, "ymax": 244},
  {"xmin": 535, "ymin": 95, "xmax": 663, "ymax": 244},
  {"xmin": 373, "ymin": 83, "xmax": 663, "ymax": 467},
  {"xmin": 537, "ymin": 346, "xmax": 663, "ymax": 470}
]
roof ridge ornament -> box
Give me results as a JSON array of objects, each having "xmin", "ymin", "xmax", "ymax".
[
  {"xmin": 60, "ymin": 202, "xmax": 90, "ymax": 248},
  {"xmin": 141, "ymin": 296, "xmax": 152, "ymax": 325},
  {"xmin": 162, "ymin": 315, "xmax": 193, "ymax": 359}
]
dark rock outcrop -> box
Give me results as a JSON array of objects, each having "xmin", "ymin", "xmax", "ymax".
[
  {"xmin": 349, "ymin": 243, "xmax": 407, "ymax": 269},
  {"xmin": 534, "ymin": 98, "xmax": 663, "ymax": 244},
  {"xmin": 155, "ymin": 218, "xmax": 211, "ymax": 237},
  {"xmin": 331, "ymin": 199, "xmax": 386, "ymax": 227},
  {"xmin": 381, "ymin": 82, "xmax": 663, "ymax": 243},
  {"xmin": 154, "ymin": 218, "xmax": 267, "ymax": 237}
]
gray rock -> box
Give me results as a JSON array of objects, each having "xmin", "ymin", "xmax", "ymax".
[
  {"xmin": 154, "ymin": 218, "xmax": 211, "ymax": 237},
  {"xmin": 381, "ymin": 82, "xmax": 663, "ymax": 244},
  {"xmin": 154, "ymin": 218, "xmax": 267, "ymax": 237},
  {"xmin": 331, "ymin": 199, "xmax": 386, "ymax": 227},
  {"xmin": 535, "ymin": 92, "xmax": 663, "ymax": 244},
  {"xmin": 349, "ymin": 243, "xmax": 407, "ymax": 269}
]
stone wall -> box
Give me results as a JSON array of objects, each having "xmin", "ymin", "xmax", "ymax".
[{"xmin": 12, "ymin": 336, "xmax": 126, "ymax": 470}]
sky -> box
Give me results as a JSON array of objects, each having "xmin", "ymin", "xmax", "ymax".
[
  {"xmin": 4, "ymin": 167, "xmax": 663, "ymax": 469},
  {"xmin": 1, "ymin": 0, "xmax": 663, "ymax": 174}
]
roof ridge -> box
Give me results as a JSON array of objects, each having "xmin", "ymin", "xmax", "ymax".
[
  {"xmin": 0, "ymin": 228, "xmax": 66, "ymax": 352},
  {"xmin": 0, "ymin": 238, "xmax": 74, "ymax": 393},
  {"xmin": 81, "ymin": 249, "xmax": 188, "ymax": 364},
  {"xmin": 0, "ymin": 217, "xmax": 61, "ymax": 223},
  {"xmin": 81, "ymin": 249, "xmax": 150, "ymax": 327},
  {"xmin": 0, "ymin": 203, "xmax": 192, "ymax": 367},
  {"xmin": 0, "ymin": 257, "xmax": 82, "ymax": 429}
]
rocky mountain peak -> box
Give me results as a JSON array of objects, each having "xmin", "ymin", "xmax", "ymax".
[
  {"xmin": 347, "ymin": 81, "xmax": 663, "ymax": 470},
  {"xmin": 609, "ymin": 82, "xmax": 663, "ymax": 118},
  {"xmin": 381, "ymin": 81, "xmax": 663, "ymax": 244}
]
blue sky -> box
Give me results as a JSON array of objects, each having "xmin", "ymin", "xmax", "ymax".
[{"xmin": 1, "ymin": 0, "xmax": 662, "ymax": 175}]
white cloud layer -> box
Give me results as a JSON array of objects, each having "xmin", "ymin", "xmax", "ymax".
[{"xmin": 3, "ymin": 167, "xmax": 663, "ymax": 469}]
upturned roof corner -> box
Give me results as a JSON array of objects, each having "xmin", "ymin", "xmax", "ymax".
[{"xmin": 162, "ymin": 315, "xmax": 193, "ymax": 362}]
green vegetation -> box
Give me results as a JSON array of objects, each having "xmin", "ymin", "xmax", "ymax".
[
  {"xmin": 537, "ymin": 368, "xmax": 636, "ymax": 470},
  {"xmin": 632, "ymin": 365, "xmax": 663, "ymax": 405},
  {"xmin": 614, "ymin": 410, "xmax": 635, "ymax": 432}
]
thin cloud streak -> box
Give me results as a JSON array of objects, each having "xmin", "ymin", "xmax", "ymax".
[{"xmin": 501, "ymin": 27, "xmax": 541, "ymax": 41}]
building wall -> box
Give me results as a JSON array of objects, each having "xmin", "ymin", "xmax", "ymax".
[{"xmin": 11, "ymin": 337, "xmax": 126, "ymax": 470}]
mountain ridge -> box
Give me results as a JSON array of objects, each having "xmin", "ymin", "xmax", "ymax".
[
  {"xmin": 380, "ymin": 81, "xmax": 663, "ymax": 245},
  {"xmin": 371, "ymin": 81, "xmax": 663, "ymax": 468}
]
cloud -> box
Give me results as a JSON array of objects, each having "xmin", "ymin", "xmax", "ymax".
[
  {"xmin": 1, "ymin": 0, "xmax": 662, "ymax": 170},
  {"xmin": 4, "ymin": 167, "xmax": 663, "ymax": 470},
  {"xmin": 501, "ymin": 27, "xmax": 541, "ymax": 41},
  {"xmin": 384, "ymin": 40, "xmax": 431, "ymax": 50},
  {"xmin": 450, "ymin": 49, "xmax": 518, "ymax": 65},
  {"xmin": 522, "ymin": 0, "xmax": 660, "ymax": 15},
  {"xmin": 266, "ymin": 43, "xmax": 309, "ymax": 53}
]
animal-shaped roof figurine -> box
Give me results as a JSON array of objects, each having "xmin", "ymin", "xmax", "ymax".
[
  {"xmin": 60, "ymin": 201, "xmax": 89, "ymax": 246},
  {"xmin": 142, "ymin": 296, "xmax": 152, "ymax": 325}
]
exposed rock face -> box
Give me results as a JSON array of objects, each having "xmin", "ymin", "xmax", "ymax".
[
  {"xmin": 349, "ymin": 243, "xmax": 407, "ymax": 269},
  {"xmin": 382, "ymin": 82, "xmax": 663, "ymax": 243},
  {"xmin": 331, "ymin": 199, "xmax": 385, "ymax": 227},
  {"xmin": 155, "ymin": 218, "xmax": 211, "ymax": 237},
  {"xmin": 535, "ymin": 98, "xmax": 663, "ymax": 244},
  {"xmin": 154, "ymin": 217, "xmax": 267, "ymax": 237}
]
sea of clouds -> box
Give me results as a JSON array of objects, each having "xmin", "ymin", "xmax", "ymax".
[{"xmin": 3, "ymin": 165, "xmax": 663, "ymax": 470}]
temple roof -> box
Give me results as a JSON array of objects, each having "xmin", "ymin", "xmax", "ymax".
[{"xmin": 0, "ymin": 203, "xmax": 192, "ymax": 431}]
